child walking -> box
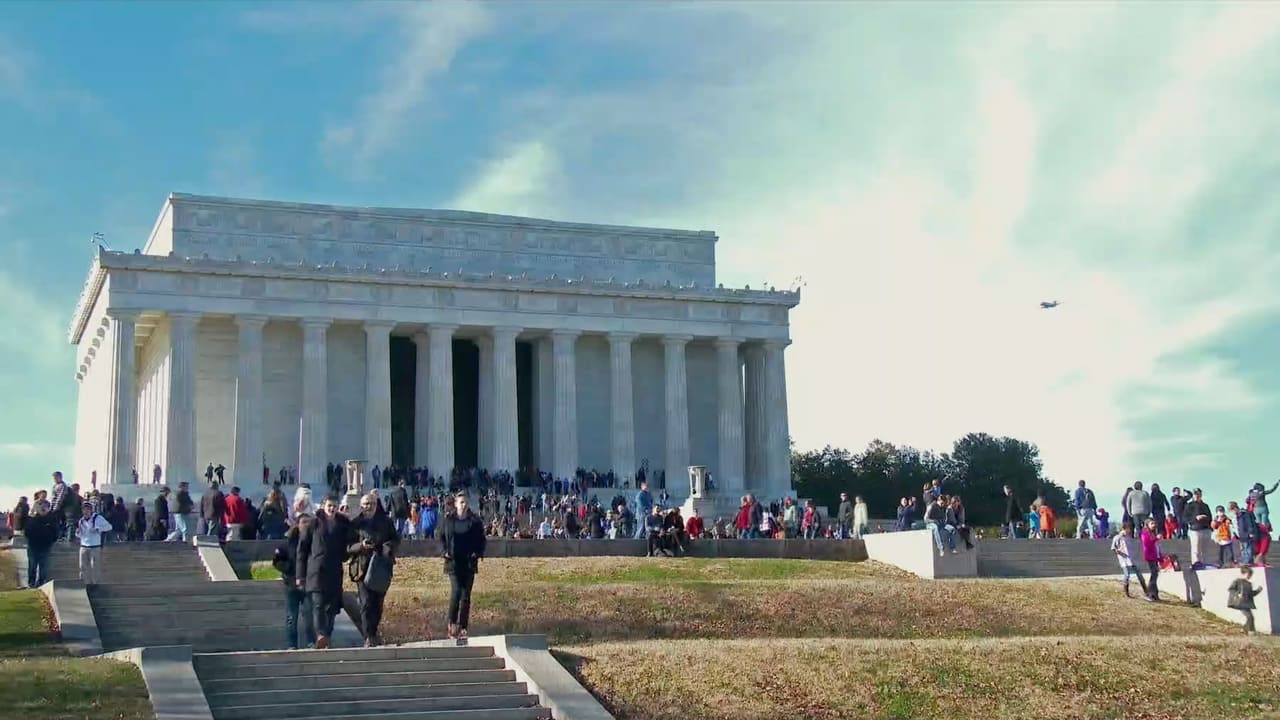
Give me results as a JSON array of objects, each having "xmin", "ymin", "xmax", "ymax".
[
  {"xmin": 1140, "ymin": 517, "xmax": 1162, "ymax": 601},
  {"xmin": 1109, "ymin": 520, "xmax": 1145, "ymax": 597},
  {"xmin": 1227, "ymin": 565, "xmax": 1262, "ymax": 635}
]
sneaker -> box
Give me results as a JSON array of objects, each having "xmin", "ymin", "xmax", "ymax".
[
  {"xmin": 315, "ymin": 635, "xmax": 330, "ymax": 649},
  {"xmin": 938, "ymin": 550, "xmax": 945, "ymax": 557},
  {"xmin": 951, "ymin": 549, "xmax": 959, "ymax": 555},
  {"xmin": 458, "ymin": 628, "xmax": 468, "ymax": 640}
]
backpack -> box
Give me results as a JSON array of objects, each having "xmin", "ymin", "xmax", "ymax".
[
  {"xmin": 1084, "ymin": 489, "xmax": 1097, "ymax": 509},
  {"xmin": 1227, "ymin": 580, "xmax": 1246, "ymax": 610}
]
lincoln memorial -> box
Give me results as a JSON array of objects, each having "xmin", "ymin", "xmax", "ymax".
[{"xmin": 68, "ymin": 194, "xmax": 799, "ymax": 503}]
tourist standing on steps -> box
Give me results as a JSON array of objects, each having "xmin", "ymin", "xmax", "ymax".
[
  {"xmin": 200, "ymin": 483, "xmax": 225, "ymax": 538},
  {"xmin": 166, "ymin": 482, "xmax": 195, "ymax": 542},
  {"xmin": 442, "ymin": 491, "xmax": 486, "ymax": 640},
  {"xmin": 1073, "ymin": 481, "xmax": 1099, "ymax": 539},
  {"xmin": 836, "ymin": 492, "xmax": 853, "ymax": 539},
  {"xmin": 77, "ymin": 501, "xmax": 113, "ymax": 586},
  {"xmin": 1002, "ymin": 485, "xmax": 1020, "ymax": 539},
  {"xmin": 24, "ymin": 500, "xmax": 58, "ymax": 587},
  {"xmin": 296, "ymin": 495, "xmax": 353, "ymax": 649},
  {"xmin": 273, "ymin": 512, "xmax": 316, "ymax": 649},
  {"xmin": 389, "ymin": 479, "xmax": 411, "ymax": 538},
  {"xmin": 223, "ymin": 487, "xmax": 250, "ymax": 541},
  {"xmin": 1183, "ymin": 488, "xmax": 1212, "ymax": 566},
  {"xmin": 349, "ymin": 492, "xmax": 399, "ymax": 647},
  {"xmin": 1125, "ymin": 482, "xmax": 1152, "ymax": 536},
  {"xmin": 1169, "ymin": 488, "xmax": 1188, "ymax": 539},
  {"xmin": 153, "ymin": 487, "xmax": 171, "ymax": 542},
  {"xmin": 10, "ymin": 496, "xmax": 28, "ymax": 537}
]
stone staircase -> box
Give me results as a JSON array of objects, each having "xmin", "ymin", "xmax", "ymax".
[
  {"xmin": 194, "ymin": 645, "xmax": 552, "ymax": 720},
  {"xmin": 44, "ymin": 541, "xmax": 211, "ymax": 584},
  {"xmin": 977, "ymin": 538, "xmax": 1192, "ymax": 577},
  {"xmin": 90, "ymin": 580, "xmax": 291, "ymax": 653}
]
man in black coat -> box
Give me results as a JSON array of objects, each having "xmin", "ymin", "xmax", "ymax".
[
  {"xmin": 24, "ymin": 500, "xmax": 58, "ymax": 587},
  {"xmin": 200, "ymin": 485, "xmax": 225, "ymax": 538},
  {"xmin": 296, "ymin": 495, "xmax": 353, "ymax": 649},
  {"xmin": 127, "ymin": 499, "xmax": 147, "ymax": 541},
  {"xmin": 389, "ymin": 480, "xmax": 411, "ymax": 538},
  {"xmin": 1003, "ymin": 485, "xmax": 1021, "ymax": 539},
  {"xmin": 441, "ymin": 492, "xmax": 486, "ymax": 640},
  {"xmin": 153, "ymin": 487, "xmax": 171, "ymax": 540},
  {"xmin": 349, "ymin": 493, "xmax": 399, "ymax": 647}
]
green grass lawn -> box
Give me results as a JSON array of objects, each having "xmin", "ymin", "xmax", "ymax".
[{"xmin": 0, "ymin": 549, "xmax": 153, "ymax": 720}]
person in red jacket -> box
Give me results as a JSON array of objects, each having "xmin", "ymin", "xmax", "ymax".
[
  {"xmin": 223, "ymin": 486, "xmax": 251, "ymax": 540},
  {"xmin": 685, "ymin": 510, "xmax": 705, "ymax": 540},
  {"xmin": 734, "ymin": 496, "xmax": 752, "ymax": 539}
]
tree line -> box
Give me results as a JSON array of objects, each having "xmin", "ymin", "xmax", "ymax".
[{"xmin": 791, "ymin": 432, "xmax": 1071, "ymax": 526}]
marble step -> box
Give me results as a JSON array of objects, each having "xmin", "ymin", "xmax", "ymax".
[
  {"xmin": 203, "ymin": 681, "xmax": 529, "ymax": 708},
  {"xmin": 211, "ymin": 693, "xmax": 540, "ymax": 720},
  {"xmin": 201, "ymin": 669, "xmax": 518, "ymax": 693},
  {"xmin": 291, "ymin": 709, "xmax": 549, "ymax": 720},
  {"xmin": 205, "ymin": 657, "xmax": 506, "ymax": 681},
  {"xmin": 195, "ymin": 646, "xmax": 494, "ymax": 668}
]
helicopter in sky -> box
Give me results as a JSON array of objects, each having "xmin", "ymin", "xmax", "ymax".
[{"xmin": 1039, "ymin": 300, "xmax": 1061, "ymax": 309}]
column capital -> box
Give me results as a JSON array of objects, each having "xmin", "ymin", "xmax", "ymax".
[
  {"xmin": 363, "ymin": 319, "xmax": 396, "ymax": 334},
  {"xmin": 234, "ymin": 314, "xmax": 269, "ymax": 329},
  {"xmin": 606, "ymin": 331, "xmax": 638, "ymax": 344},
  {"xmin": 714, "ymin": 336, "xmax": 743, "ymax": 350},
  {"xmin": 106, "ymin": 308, "xmax": 141, "ymax": 322},
  {"xmin": 761, "ymin": 337, "xmax": 793, "ymax": 351},
  {"xmin": 550, "ymin": 328, "xmax": 581, "ymax": 340},
  {"xmin": 300, "ymin": 317, "xmax": 333, "ymax": 330},
  {"xmin": 411, "ymin": 330, "xmax": 430, "ymax": 346},
  {"xmin": 428, "ymin": 323, "xmax": 459, "ymax": 338},
  {"xmin": 491, "ymin": 325, "xmax": 523, "ymax": 340},
  {"xmin": 168, "ymin": 311, "xmax": 202, "ymax": 324},
  {"xmin": 662, "ymin": 334, "xmax": 694, "ymax": 348}
]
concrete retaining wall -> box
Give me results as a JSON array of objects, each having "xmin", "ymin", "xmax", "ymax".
[
  {"xmin": 863, "ymin": 529, "xmax": 977, "ymax": 579},
  {"xmin": 1158, "ymin": 566, "xmax": 1278, "ymax": 635}
]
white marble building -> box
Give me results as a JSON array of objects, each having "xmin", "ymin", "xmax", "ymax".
[{"xmin": 68, "ymin": 194, "xmax": 799, "ymax": 503}]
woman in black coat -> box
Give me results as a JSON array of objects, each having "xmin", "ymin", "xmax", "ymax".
[
  {"xmin": 295, "ymin": 495, "xmax": 353, "ymax": 649},
  {"xmin": 349, "ymin": 493, "xmax": 399, "ymax": 647},
  {"xmin": 441, "ymin": 491, "xmax": 486, "ymax": 639}
]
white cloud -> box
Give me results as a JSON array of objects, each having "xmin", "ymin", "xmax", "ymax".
[
  {"xmin": 447, "ymin": 4, "xmax": 1280, "ymax": 499},
  {"xmin": 321, "ymin": 3, "xmax": 492, "ymax": 177},
  {"xmin": 450, "ymin": 141, "xmax": 562, "ymax": 217}
]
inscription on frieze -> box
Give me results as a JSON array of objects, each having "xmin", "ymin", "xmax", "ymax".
[{"xmin": 169, "ymin": 198, "xmax": 716, "ymax": 286}]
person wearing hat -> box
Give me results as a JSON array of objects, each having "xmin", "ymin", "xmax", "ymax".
[
  {"xmin": 77, "ymin": 500, "xmax": 113, "ymax": 585},
  {"xmin": 1182, "ymin": 488, "xmax": 1212, "ymax": 566}
]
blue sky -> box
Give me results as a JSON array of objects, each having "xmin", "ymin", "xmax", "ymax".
[{"xmin": 3, "ymin": 1, "xmax": 1279, "ymax": 510}]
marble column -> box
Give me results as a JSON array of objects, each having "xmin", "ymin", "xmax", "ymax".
[
  {"xmin": 232, "ymin": 315, "xmax": 267, "ymax": 487},
  {"xmin": 535, "ymin": 338, "xmax": 554, "ymax": 471},
  {"xmin": 364, "ymin": 321, "xmax": 394, "ymax": 468},
  {"xmin": 715, "ymin": 337, "xmax": 745, "ymax": 496},
  {"xmin": 607, "ymin": 332, "xmax": 636, "ymax": 480},
  {"xmin": 412, "ymin": 331, "xmax": 430, "ymax": 467},
  {"xmin": 491, "ymin": 326, "xmax": 521, "ymax": 473},
  {"xmin": 763, "ymin": 339, "xmax": 792, "ymax": 494},
  {"xmin": 663, "ymin": 335, "xmax": 692, "ymax": 484},
  {"xmin": 428, "ymin": 324, "xmax": 457, "ymax": 476},
  {"xmin": 551, "ymin": 330, "xmax": 580, "ymax": 482},
  {"xmin": 475, "ymin": 335, "xmax": 494, "ymax": 469},
  {"xmin": 165, "ymin": 312, "xmax": 200, "ymax": 484},
  {"xmin": 300, "ymin": 319, "xmax": 330, "ymax": 486},
  {"xmin": 743, "ymin": 343, "xmax": 767, "ymax": 493},
  {"xmin": 105, "ymin": 310, "xmax": 138, "ymax": 485}
]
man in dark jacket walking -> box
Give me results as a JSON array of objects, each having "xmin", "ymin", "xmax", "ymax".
[
  {"xmin": 273, "ymin": 513, "xmax": 316, "ymax": 649},
  {"xmin": 349, "ymin": 493, "xmax": 399, "ymax": 647},
  {"xmin": 24, "ymin": 500, "xmax": 58, "ymax": 587},
  {"xmin": 442, "ymin": 491, "xmax": 486, "ymax": 640},
  {"xmin": 296, "ymin": 495, "xmax": 353, "ymax": 649},
  {"xmin": 200, "ymin": 484, "xmax": 225, "ymax": 538},
  {"xmin": 389, "ymin": 480, "xmax": 411, "ymax": 538},
  {"xmin": 1003, "ymin": 485, "xmax": 1021, "ymax": 539},
  {"xmin": 153, "ymin": 487, "xmax": 171, "ymax": 541},
  {"xmin": 167, "ymin": 481, "xmax": 195, "ymax": 542}
]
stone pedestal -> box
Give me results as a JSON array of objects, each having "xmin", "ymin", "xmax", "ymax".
[{"xmin": 343, "ymin": 459, "xmax": 366, "ymax": 513}]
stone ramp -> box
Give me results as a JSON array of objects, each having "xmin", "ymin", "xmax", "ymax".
[
  {"xmin": 977, "ymin": 538, "xmax": 1192, "ymax": 577},
  {"xmin": 44, "ymin": 540, "xmax": 211, "ymax": 584},
  {"xmin": 194, "ymin": 645, "xmax": 552, "ymax": 720},
  {"xmin": 89, "ymin": 579, "xmax": 292, "ymax": 653}
]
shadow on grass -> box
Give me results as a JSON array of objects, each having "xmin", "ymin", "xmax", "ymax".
[{"xmin": 551, "ymin": 650, "xmax": 631, "ymax": 720}]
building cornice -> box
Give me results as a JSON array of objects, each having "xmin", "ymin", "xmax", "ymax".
[{"xmin": 67, "ymin": 246, "xmax": 107, "ymax": 345}]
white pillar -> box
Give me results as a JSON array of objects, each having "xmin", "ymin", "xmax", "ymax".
[
  {"xmin": 105, "ymin": 310, "xmax": 138, "ymax": 485},
  {"xmin": 412, "ymin": 331, "xmax": 430, "ymax": 467},
  {"xmin": 715, "ymin": 337, "xmax": 745, "ymax": 496},
  {"xmin": 165, "ymin": 312, "xmax": 200, "ymax": 484},
  {"xmin": 364, "ymin": 321, "xmax": 394, "ymax": 468},
  {"xmin": 232, "ymin": 315, "xmax": 267, "ymax": 487},
  {"xmin": 607, "ymin": 332, "xmax": 636, "ymax": 481},
  {"xmin": 476, "ymin": 335, "xmax": 494, "ymax": 469},
  {"xmin": 663, "ymin": 335, "xmax": 691, "ymax": 485},
  {"xmin": 491, "ymin": 326, "xmax": 521, "ymax": 473},
  {"xmin": 428, "ymin": 324, "xmax": 457, "ymax": 476},
  {"xmin": 744, "ymin": 343, "xmax": 767, "ymax": 493},
  {"xmin": 764, "ymin": 339, "xmax": 792, "ymax": 494},
  {"xmin": 300, "ymin": 318, "xmax": 330, "ymax": 486},
  {"xmin": 551, "ymin": 329, "xmax": 579, "ymax": 481}
]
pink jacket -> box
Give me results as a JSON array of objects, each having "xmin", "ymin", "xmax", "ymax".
[{"xmin": 1139, "ymin": 528, "xmax": 1160, "ymax": 562}]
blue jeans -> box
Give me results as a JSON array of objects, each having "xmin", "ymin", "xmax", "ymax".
[
  {"xmin": 1002, "ymin": 521, "xmax": 1019, "ymax": 539},
  {"xmin": 285, "ymin": 587, "xmax": 316, "ymax": 649},
  {"xmin": 928, "ymin": 522, "xmax": 948, "ymax": 552},
  {"xmin": 26, "ymin": 546, "xmax": 49, "ymax": 587},
  {"xmin": 1256, "ymin": 505, "xmax": 1270, "ymax": 529},
  {"xmin": 1077, "ymin": 510, "xmax": 1098, "ymax": 538},
  {"xmin": 634, "ymin": 511, "xmax": 651, "ymax": 539}
]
